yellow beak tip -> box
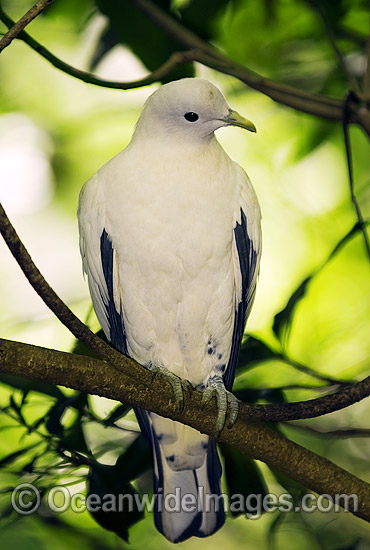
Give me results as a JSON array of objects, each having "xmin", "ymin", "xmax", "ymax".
[{"xmin": 226, "ymin": 110, "xmax": 257, "ymax": 133}]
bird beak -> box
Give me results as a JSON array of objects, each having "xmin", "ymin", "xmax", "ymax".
[{"xmin": 223, "ymin": 110, "xmax": 257, "ymax": 133}]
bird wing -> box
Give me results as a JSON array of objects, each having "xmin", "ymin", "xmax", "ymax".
[
  {"xmin": 223, "ymin": 167, "xmax": 262, "ymax": 391},
  {"xmin": 78, "ymin": 173, "xmax": 127, "ymax": 354}
]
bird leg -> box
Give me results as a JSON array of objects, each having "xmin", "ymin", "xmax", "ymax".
[
  {"xmin": 202, "ymin": 375, "xmax": 239, "ymax": 437},
  {"xmin": 148, "ymin": 364, "xmax": 192, "ymax": 413}
]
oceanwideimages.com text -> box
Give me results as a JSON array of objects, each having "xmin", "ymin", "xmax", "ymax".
[{"xmin": 11, "ymin": 483, "xmax": 358, "ymax": 519}]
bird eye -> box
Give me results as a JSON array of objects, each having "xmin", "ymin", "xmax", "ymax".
[{"xmin": 184, "ymin": 112, "xmax": 199, "ymax": 122}]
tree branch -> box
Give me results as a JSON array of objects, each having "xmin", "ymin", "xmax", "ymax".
[
  {"xmin": 130, "ymin": 0, "xmax": 370, "ymax": 136},
  {"xmin": 0, "ymin": 0, "xmax": 369, "ymax": 531},
  {"xmin": 129, "ymin": 0, "xmax": 347, "ymax": 116},
  {"xmin": 0, "ymin": 202, "xmax": 140, "ymax": 373},
  {"xmin": 0, "ymin": 3, "xmax": 347, "ymax": 123},
  {"xmin": 1, "ymin": 199, "xmax": 370, "ymax": 425},
  {"xmin": 2, "ymin": 1, "xmax": 370, "ymax": 135},
  {"xmin": 1, "ymin": 337, "xmax": 370, "ymax": 523},
  {"xmin": 2, "ymin": 202, "xmax": 370, "ymax": 520},
  {"xmin": 0, "ymin": 5, "xmax": 199, "ymax": 90},
  {"xmin": 0, "ymin": 0, "xmax": 54, "ymax": 54}
]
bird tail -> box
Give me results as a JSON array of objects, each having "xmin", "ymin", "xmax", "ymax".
[{"xmin": 135, "ymin": 408, "xmax": 225, "ymax": 543}]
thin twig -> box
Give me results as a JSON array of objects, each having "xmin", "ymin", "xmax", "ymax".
[
  {"xmin": 0, "ymin": 7, "xmax": 198, "ymax": 89},
  {"xmin": 129, "ymin": 0, "xmax": 344, "ymax": 117},
  {"xmin": 129, "ymin": 0, "xmax": 370, "ymax": 135},
  {"xmin": 282, "ymin": 356, "xmax": 352, "ymax": 387},
  {"xmin": 2, "ymin": 336, "xmax": 370, "ymax": 426},
  {"xmin": 1, "ymin": 1, "xmax": 370, "ymax": 135},
  {"xmin": 263, "ymin": 220, "xmax": 369, "ymax": 386},
  {"xmin": 0, "ymin": 0, "xmax": 54, "ymax": 54},
  {"xmin": 0, "ymin": 4, "xmax": 345, "ymax": 121},
  {"xmin": 0, "ymin": 201, "xmax": 137, "ymax": 373},
  {"xmin": 338, "ymin": 25, "xmax": 369, "ymax": 49},
  {"xmin": 243, "ymin": 373, "xmax": 370, "ymax": 422},
  {"xmin": 343, "ymin": 93, "xmax": 370, "ymax": 262},
  {"xmin": 2, "ymin": 337, "xmax": 370, "ymax": 523},
  {"xmin": 272, "ymin": 384, "xmax": 338, "ymax": 392},
  {"xmin": 315, "ymin": 2, "xmax": 361, "ymax": 97},
  {"xmin": 1, "ymin": 198, "xmax": 369, "ymax": 424},
  {"xmin": 362, "ymin": 33, "xmax": 370, "ymax": 100},
  {"xmin": 283, "ymin": 422, "xmax": 370, "ymax": 439}
]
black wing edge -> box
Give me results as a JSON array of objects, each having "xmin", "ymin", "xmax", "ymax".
[
  {"xmin": 100, "ymin": 229, "xmax": 127, "ymax": 354},
  {"xmin": 223, "ymin": 209, "xmax": 257, "ymax": 391}
]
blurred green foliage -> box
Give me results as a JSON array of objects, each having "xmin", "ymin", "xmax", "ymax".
[{"xmin": 0, "ymin": 0, "xmax": 370, "ymax": 549}]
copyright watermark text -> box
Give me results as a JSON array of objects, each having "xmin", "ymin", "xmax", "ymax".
[{"xmin": 10, "ymin": 483, "xmax": 358, "ymax": 518}]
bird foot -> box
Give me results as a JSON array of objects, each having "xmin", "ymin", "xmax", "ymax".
[
  {"xmin": 148, "ymin": 365, "xmax": 192, "ymax": 412},
  {"xmin": 202, "ymin": 376, "xmax": 239, "ymax": 437}
]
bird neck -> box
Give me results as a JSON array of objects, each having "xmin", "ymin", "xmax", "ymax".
[{"xmin": 129, "ymin": 127, "xmax": 219, "ymax": 158}]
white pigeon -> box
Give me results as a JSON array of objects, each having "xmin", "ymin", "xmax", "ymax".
[{"xmin": 78, "ymin": 77, "xmax": 261, "ymax": 543}]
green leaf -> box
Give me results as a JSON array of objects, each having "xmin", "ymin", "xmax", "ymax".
[
  {"xmin": 62, "ymin": 415, "xmax": 89, "ymax": 455},
  {"xmin": 71, "ymin": 392, "xmax": 89, "ymax": 413},
  {"xmin": 181, "ymin": 0, "xmax": 231, "ymax": 39},
  {"xmin": 42, "ymin": 0, "xmax": 94, "ymax": 31},
  {"xmin": 103, "ymin": 403, "xmax": 132, "ymax": 427},
  {"xmin": 272, "ymin": 468, "xmax": 308, "ymax": 503},
  {"xmin": 20, "ymin": 389, "xmax": 29, "ymax": 407},
  {"xmin": 334, "ymin": 540, "xmax": 362, "ymax": 550},
  {"xmin": 87, "ymin": 464, "xmax": 144, "ymax": 541},
  {"xmin": 45, "ymin": 397, "xmax": 73, "ymax": 436},
  {"xmin": 0, "ymin": 373, "xmax": 64, "ymax": 400},
  {"xmin": 272, "ymin": 276, "xmax": 312, "ymax": 343},
  {"xmin": 86, "ymin": 435, "xmax": 151, "ymax": 540},
  {"xmin": 307, "ymin": 0, "xmax": 349, "ymax": 30},
  {"xmin": 290, "ymin": 122, "xmax": 334, "ymax": 163},
  {"xmin": 22, "ymin": 456, "xmax": 38, "ymax": 474},
  {"xmin": 0, "ymin": 503, "xmax": 18, "ymax": 520},
  {"xmin": 234, "ymin": 387, "xmax": 286, "ymax": 404},
  {"xmin": 237, "ymin": 336, "xmax": 279, "ymax": 375},
  {"xmin": 9, "ymin": 394, "xmax": 21, "ymax": 413},
  {"xmin": 30, "ymin": 416, "xmax": 46, "ymax": 433},
  {"xmin": 89, "ymin": 25, "xmax": 120, "ymax": 71},
  {"xmin": 267, "ymin": 511, "xmax": 286, "ymax": 549},
  {"xmin": 8, "ymin": 394, "xmax": 26, "ymax": 425},
  {"xmin": 93, "ymin": 0, "xmax": 194, "ymax": 82},
  {"xmin": 45, "ymin": 393, "xmax": 89, "ymax": 453},
  {"xmin": 114, "ymin": 435, "xmax": 152, "ymax": 482},
  {"xmin": 0, "ymin": 442, "xmax": 40, "ymax": 468},
  {"xmin": 219, "ymin": 443, "xmax": 267, "ymax": 517}
]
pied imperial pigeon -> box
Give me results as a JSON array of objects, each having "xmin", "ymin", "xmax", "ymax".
[{"xmin": 78, "ymin": 77, "xmax": 261, "ymax": 543}]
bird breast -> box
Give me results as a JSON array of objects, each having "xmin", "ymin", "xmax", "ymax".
[{"xmin": 100, "ymin": 137, "xmax": 240, "ymax": 385}]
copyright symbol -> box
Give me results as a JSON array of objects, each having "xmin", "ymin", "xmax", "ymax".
[{"xmin": 11, "ymin": 483, "xmax": 40, "ymax": 515}]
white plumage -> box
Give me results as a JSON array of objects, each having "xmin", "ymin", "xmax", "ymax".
[{"xmin": 78, "ymin": 78, "xmax": 261, "ymax": 542}]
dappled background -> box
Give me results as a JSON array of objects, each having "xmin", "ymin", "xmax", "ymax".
[{"xmin": 0, "ymin": 0, "xmax": 370, "ymax": 548}]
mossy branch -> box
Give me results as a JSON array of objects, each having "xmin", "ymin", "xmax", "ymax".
[
  {"xmin": 0, "ymin": 0, "xmax": 370, "ymax": 527},
  {"xmin": 1, "ymin": 336, "xmax": 370, "ymax": 523},
  {"xmin": 1, "ymin": 200, "xmax": 370, "ymax": 424},
  {"xmin": 0, "ymin": 5, "xmax": 200, "ymax": 91},
  {"xmin": 2, "ymin": 2, "xmax": 370, "ymax": 136}
]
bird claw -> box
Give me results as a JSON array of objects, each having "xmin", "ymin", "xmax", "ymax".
[
  {"xmin": 202, "ymin": 377, "xmax": 239, "ymax": 437},
  {"xmin": 148, "ymin": 365, "xmax": 191, "ymax": 413},
  {"xmin": 181, "ymin": 378, "xmax": 193, "ymax": 398}
]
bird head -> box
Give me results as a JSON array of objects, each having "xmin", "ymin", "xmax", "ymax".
[{"xmin": 134, "ymin": 78, "xmax": 256, "ymax": 142}]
